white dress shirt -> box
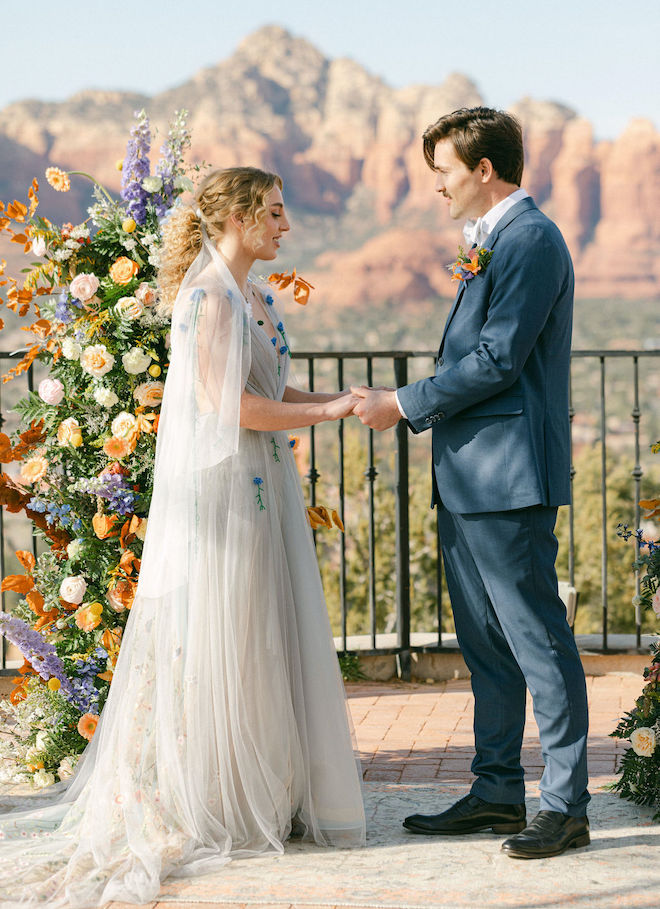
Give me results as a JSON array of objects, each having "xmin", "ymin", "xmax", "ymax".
[{"xmin": 394, "ymin": 187, "xmax": 530, "ymax": 419}]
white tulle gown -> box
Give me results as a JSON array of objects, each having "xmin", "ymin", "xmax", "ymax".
[{"xmin": 0, "ymin": 233, "xmax": 366, "ymax": 907}]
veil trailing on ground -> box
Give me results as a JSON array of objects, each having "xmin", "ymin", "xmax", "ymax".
[{"xmin": 0, "ymin": 225, "xmax": 365, "ymax": 908}]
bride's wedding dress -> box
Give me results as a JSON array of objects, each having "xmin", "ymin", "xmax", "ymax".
[{"xmin": 0, "ymin": 233, "xmax": 365, "ymax": 907}]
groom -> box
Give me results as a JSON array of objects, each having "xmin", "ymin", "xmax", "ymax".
[{"xmin": 352, "ymin": 106, "xmax": 590, "ymax": 859}]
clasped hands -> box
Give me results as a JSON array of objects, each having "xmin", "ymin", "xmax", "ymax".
[{"xmin": 336, "ymin": 385, "xmax": 401, "ymax": 432}]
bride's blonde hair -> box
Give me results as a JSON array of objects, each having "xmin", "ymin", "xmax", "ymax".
[{"xmin": 157, "ymin": 166, "xmax": 283, "ymax": 315}]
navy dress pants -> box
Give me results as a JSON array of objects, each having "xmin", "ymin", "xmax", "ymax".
[{"xmin": 437, "ymin": 503, "xmax": 590, "ymax": 816}]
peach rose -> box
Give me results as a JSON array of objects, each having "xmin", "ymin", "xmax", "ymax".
[
  {"xmin": 630, "ymin": 727, "xmax": 656, "ymax": 757},
  {"xmin": 109, "ymin": 256, "xmax": 139, "ymax": 285},
  {"xmin": 135, "ymin": 283, "xmax": 157, "ymax": 306},
  {"xmin": 57, "ymin": 417, "xmax": 82, "ymax": 448},
  {"xmin": 653, "ymin": 589, "xmax": 660, "ymax": 618},
  {"xmin": 20, "ymin": 455, "xmax": 48, "ymax": 485},
  {"xmin": 133, "ymin": 381, "xmax": 165, "ymax": 408},
  {"xmin": 81, "ymin": 344, "xmax": 115, "ymax": 379},
  {"xmin": 70, "ymin": 272, "xmax": 100, "ymax": 302},
  {"xmin": 114, "ymin": 296, "xmax": 144, "ymax": 321},
  {"xmin": 108, "ymin": 578, "xmax": 136, "ymax": 612},
  {"xmin": 38, "ymin": 378, "xmax": 64, "ymax": 405},
  {"xmin": 111, "ymin": 411, "xmax": 138, "ymax": 440}
]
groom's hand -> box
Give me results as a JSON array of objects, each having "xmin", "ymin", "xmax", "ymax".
[{"xmin": 350, "ymin": 386, "xmax": 400, "ymax": 431}]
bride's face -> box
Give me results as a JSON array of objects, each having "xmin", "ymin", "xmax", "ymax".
[{"xmin": 248, "ymin": 185, "xmax": 290, "ymax": 261}]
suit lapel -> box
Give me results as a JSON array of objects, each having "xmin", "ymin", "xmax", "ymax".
[{"xmin": 437, "ymin": 197, "xmax": 538, "ymax": 357}]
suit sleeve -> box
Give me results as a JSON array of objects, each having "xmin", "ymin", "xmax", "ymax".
[{"xmin": 397, "ymin": 224, "xmax": 570, "ymax": 433}]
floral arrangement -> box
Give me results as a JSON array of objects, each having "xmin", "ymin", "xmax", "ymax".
[
  {"xmin": 611, "ymin": 440, "xmax": 660, "ymax": 817},
  {"xmin": 0, "ymin": 110, "xmax": 333, "ymax": 790},
  {"xmin": 447, "ymin": 245, "xmax": 493, "ymax": 283},
  {"xmin": 0, "ymin": 109, "xmax": 193, "ymax": 789}
]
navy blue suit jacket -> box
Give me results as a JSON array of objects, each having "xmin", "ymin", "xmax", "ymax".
[{"xmin": 397, "ymin": 197, "xmax": 574, "ymax": 514}]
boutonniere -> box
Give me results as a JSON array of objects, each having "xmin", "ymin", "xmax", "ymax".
[{"xmin": 448, "ymin": 245, "xmax": 493, "ymax": 283}]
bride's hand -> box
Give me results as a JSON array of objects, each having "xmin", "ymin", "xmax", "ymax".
[{"xmin": 322, "ymin": 394, "xmax": 359, "ymax": 422}]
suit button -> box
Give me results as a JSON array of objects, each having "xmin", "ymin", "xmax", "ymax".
[
  {"xmin": 437, "ymin": 357, "xmax": 444, "ymax": 367},
  {"xmin": 438, "ymin": 412, "xmax": 445, "ymax": 420}
]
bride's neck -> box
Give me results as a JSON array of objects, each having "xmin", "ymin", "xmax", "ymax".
[{"xmin": 215, "ymin": 237, "xmax": 255, "ymax": 298}]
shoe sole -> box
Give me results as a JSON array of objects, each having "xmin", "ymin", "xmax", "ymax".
[
  {"xmin": 502, "ymin": 832, "xmax": 591, "ymax": 859},
  {"xmin": 403, "ymin": 819, "xmax": 527, "ymax": 836}
]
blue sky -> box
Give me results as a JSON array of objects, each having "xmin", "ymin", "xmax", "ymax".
[{"xmin": 4, "ymin": 0, "xmax": 658, "ymax": 139}]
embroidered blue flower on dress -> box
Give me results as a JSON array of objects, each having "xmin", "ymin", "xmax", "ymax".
[
  {"xmin": 271, "ymin": 337, "xmax": 277, "ymax": 346},
  {"xmin": 265, "ymin": 294, "xmax": 274, "ymax": 305},
  {"xmin": 253, "ymin": 477, "xmax": 265, "ymax": 510}
]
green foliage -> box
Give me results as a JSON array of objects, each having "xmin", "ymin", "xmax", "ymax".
[{"xmin": 337, "ymin": 652, "xmax": 366, "ymax": 682}]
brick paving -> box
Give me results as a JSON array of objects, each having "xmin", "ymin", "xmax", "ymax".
[{"xmin": 349, "ymin": 673, "xmax": 642, "ymax": 790}]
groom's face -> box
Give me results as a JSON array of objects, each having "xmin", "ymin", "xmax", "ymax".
[{"xmin": 432, "ymin": 138, "xmax": 487, "ymax": 221}]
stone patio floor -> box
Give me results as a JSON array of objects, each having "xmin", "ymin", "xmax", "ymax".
[{"xmin": 103, "ymin": 671, "xmax": 659, "ymax": 909}]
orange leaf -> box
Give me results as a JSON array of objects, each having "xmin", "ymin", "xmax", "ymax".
[
  {"xmin": 15, "ymin": 550, "xmax": 36, "ymax": 573},
  {"xmin": 1, "ymin": 574, "xmax": 34, "ymax": 594},
  {"xmin": 6, "ymin": 200, "xmax": 27, "ymax": 220},
  {"xmin": 0, "ymin": 433, "xmax": 14, "ymax": 463},
  {"xmin": 10, "ymin": 233, "xmax": 28, "ymax": 244},
  {"xmin": 26, "ymin": 590, "xmax": 45, "ymax": 614}
]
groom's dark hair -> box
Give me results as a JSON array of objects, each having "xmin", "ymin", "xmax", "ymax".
[{"xmin": 423, "ymin": 107, "xmax": 524, "ymax": 185}]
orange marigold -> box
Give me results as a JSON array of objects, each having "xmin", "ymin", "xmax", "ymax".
[
  {"xmin": 103, "ymin": 436, "xmax": 135, "ymax": 459},
  {"xmin": 45, "ymin": 167, "xmax": 71, "ymax": 193},
  {"xmin": 20, "ymin": 455, "xmax": 48, "ymax": 485}
]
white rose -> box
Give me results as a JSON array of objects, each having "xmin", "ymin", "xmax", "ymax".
[
  {"xmin": 122, "ymin": 347, "xmax": 151, "ymax": 375},
  {"xmin": 32, "ymin": 769, "xmax": 56, "ymax": 789},
  {"xmin": 57, "ymin": 754, "xmax": 79, "ymax": 780},
  {"xmin": 630, "ymin": 727, "xmax": 656, "ymax": 757},
  {"xmin": 111, "ymin": 411, "xmax": 138, "ymax": 440},
  {"xmin": 61, "ymin": 337, "xmax": 82, "ymax": 360},
  {"xmin": 31, "ymin": 237, "xmax": 47, "ymax": 257},
  {"xmin": 81, "ymin": 344, "xmax": 115, "ymax": 378},
  {"xmin": 135, "ymin": 283, "xmax": 157, "ymax": 307},
  {"xmin": 93, "ymin": 386, "xmax": 119, "ymax": 409},
  {"xmin": 59, "ymin": 575, "xmax": 87, "ymax": 605},
  {"xmin": 114, "ymin": 296, "xmax": 144, "ymax": 321},
  {"xmin": 67, "ymin": 539, "xmax": 84, "ymax": 561},
  {"xmin": 69, "ymin": 273, "xmax": 100, "ymax": 302},
  {"xmin": 142, "ymin": 176, "xmax": 163, "ymax": 193},
  {"xmin": 35, "ymin": 731, "xmax": 51, "ymax": 752}
]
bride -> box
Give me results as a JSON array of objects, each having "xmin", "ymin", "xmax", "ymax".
[{"xmin": 0, "ymin": 166, "xmax": 366, "ymax": 907}]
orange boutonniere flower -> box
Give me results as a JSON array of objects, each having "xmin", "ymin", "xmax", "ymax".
[{"xmin": 448, "ymin": 246, "xmax": 494, "ymax": 283}]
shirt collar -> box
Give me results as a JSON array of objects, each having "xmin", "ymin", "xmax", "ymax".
[{"xmin": 463, "ymin": 187, "xmax": 529, "ymax": 249}]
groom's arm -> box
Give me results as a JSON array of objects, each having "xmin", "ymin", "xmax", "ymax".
[{"xmin": 398, "ymin": 224, "xmax": 570, "ymax": 433}]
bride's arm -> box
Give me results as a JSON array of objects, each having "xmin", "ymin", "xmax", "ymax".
[
  {"xmin": 240, "ymin": 390, "xmax": 358, "ymax": 431},
  {"xmin": 282, "ymin": 385, "xmax": 351, "ymax": 405}
]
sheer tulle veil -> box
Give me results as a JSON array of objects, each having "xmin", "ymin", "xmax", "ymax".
[{"xmin": 0, "ymin": 224, "xmax": 365, "ymax": 907}]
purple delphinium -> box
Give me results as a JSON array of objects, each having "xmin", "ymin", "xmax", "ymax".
[
  {"xmin": 71, "ymin": 473, "xmax": 136, "ymax": 516},
  {"xmin": 152, "ymin": 109, "xmax": 191, "ymax": 218},
  {"xmin": 121, "ymin": 110, "xmax": 152, "ymax": 226}
]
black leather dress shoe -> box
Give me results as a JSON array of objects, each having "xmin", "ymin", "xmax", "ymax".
[
  {"xmin": 501, "ymin": 810, "xmax": 590, "ymax": 858},
  {"xmin": 403, "ymin": 793, "xmax": 526, "ymax": 836}
]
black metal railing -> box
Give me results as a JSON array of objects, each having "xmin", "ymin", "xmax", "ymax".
[{"xmin": 1, "ymin": 348, "xmax": 659, "ymax": 676}]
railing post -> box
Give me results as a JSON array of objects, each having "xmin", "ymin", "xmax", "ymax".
[
  {"xmin": 631, "ymin": 356, "xmax": 643, "ymax": 649},
  {"xmin": 599, "ymin": 356, "xmax": 608, "ymax": 651},
  {"xmin": 393, "ymin": 356, "xmax": 411, "ymax": 680}
]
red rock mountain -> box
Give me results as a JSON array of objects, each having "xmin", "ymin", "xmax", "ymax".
[{"xmin": 1, "ymin": 25, "xmax": 658, "ymax": 307}]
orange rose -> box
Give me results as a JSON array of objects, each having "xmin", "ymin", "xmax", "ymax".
[
  {"xmin": 92, "ymin": 512, "xmax": 119, "ymax": 539},
  {"xmin": 109, "ymin": 256, "xmax": 139, "ymax": 285}
]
